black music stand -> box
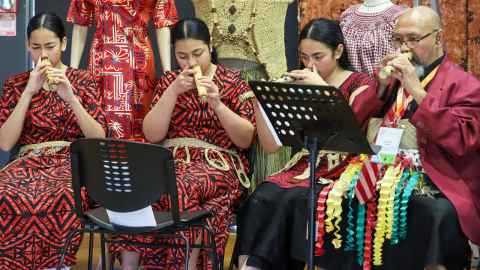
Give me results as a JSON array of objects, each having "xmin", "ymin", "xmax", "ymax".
[{"xmin": 249, "ymin": 80, "xmax": 378, "ymax": 270}]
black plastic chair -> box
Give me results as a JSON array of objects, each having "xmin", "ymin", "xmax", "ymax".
[{"xmin": 58, "ymin": 138, "xmax": 220, "ymax": 270}]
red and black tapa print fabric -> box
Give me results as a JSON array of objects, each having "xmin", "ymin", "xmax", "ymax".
[
  {"xmin": 0, "ymin": 68, "xmax": 105, "ymax": 269},
  {"xmin": 109, "ymin": 65, "xmax": 255, "ymax": 270}
]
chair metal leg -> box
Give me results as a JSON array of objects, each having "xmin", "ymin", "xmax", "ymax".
[
  {"xmin": 204, "ymin": 225, "xmax": 220, "ymax": 270},
  {"xmin": 180, "ymin": 232, "xmax": 190, "ymax": 270},
  {"xmin": 57, "ymin": 229, "xmax": 78, "ymax": 270},
  {"xmin": 88, "ymin": 232, "xmax": 95, "ymax": 270},
  {"xmin": 211, "ymin": 235, "xmax": 220, "ymax": 270},
  {"xmin": 100, "ymin": 233, "xmax": 107, "ymax": 270}
]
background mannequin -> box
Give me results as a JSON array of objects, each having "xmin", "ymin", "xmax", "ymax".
[
  {"xmin": 192, "ymin": 0, "xmax": 293, "ymax": 80},
  {"xmin": 340, "ymin": 0, "xmax": 405, "ymax": 74},
  {"xmin": 357, "ymin": 0, "xmax": 394, "ymax": 13},
  {"xmin": 191, "ymin": 0, "xmax": 294, "ymax": 188},
  {"xmin": 67, "ymin": 0, "xmax": 178, "ymax": 140}
]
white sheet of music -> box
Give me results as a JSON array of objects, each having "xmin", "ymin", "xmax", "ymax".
[
  {"xmin": 106, "ymin": 206, "xmax": 156, "ymax": 227},
  {"xmin": 258, "ymin": 103, "xmax": 283, "ymax": 147}
]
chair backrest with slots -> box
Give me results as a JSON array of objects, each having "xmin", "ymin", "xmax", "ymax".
[{"xmin": 70, "ymin": 138, "xmax": 179, "ymax": 221}]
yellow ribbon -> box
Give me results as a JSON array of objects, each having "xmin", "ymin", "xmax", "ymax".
[
  {"xmin": 325, "ymin": 161, "xmax": 363, "ymax": 249},
  {"xmin": 373, "ymin": 164, "xmax": 402, "ymax": 266},
  {"xmin": 385, "ymin": 166, "xmax": 403, "ymax": 240}
]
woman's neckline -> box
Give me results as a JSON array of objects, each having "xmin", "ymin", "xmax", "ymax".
[{"xmin": 326, "ymin": 69, "xmax": 354, "ymax": 89}]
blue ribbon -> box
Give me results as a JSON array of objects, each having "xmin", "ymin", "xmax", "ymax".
[
  {"xmin": 391, "ymin": 170, "xmax": 410, "ymax": 245},
  {"xmin": 355, "ymin": 203, "xmax": 366, "ymax": 265},
  {"xmin": 345, "ymin": 173, "xmax": 359, "ymax": 251},
  {"xmin": 399, "ymin": 171, "xmax": 421, "ymax": 239}
]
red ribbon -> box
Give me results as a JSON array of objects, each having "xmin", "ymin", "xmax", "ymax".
[
  {"xmin": 363, "ymin": 200, "xmax": 377, "ymax": 270},
  {"xmin": 315, "ymin": 183, "xmax": 335, "ymax": 256}
]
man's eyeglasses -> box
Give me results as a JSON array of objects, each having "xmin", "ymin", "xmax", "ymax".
[{"xmin": 391, "ymin": 29, "xmax": 439, "ymax": 48}]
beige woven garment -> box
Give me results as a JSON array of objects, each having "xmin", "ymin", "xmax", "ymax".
[
  {"xmin": 192, "ymin": 0, "xmax": 293, "ymax": 80},
  {"xmin": 366, "ymin": 118, "xmax": 418, "ymax": 150}
]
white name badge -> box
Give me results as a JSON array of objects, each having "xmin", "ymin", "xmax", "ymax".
[{"xmin": 371, "ymin": 127, "xmax": 404, "ymax": 164}]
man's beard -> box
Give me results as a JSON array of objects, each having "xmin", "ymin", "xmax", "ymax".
[
  {"xmin": 414, "ymin": 64, "xmax": 425, "ymax": 78},
  {"xmin": 409, "ymin": 55, "xmax": 426, "ymax": 77}
]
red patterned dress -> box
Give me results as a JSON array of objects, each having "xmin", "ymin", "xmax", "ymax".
[
  {"xmin": 267, "ymin": 72, "xmax": 382, "ymax": 189},
  {"xmin": 109, "ymin": 65, "xmax": 255, "ymax": 269},
  {"xmin": 67, "ymin": 0, "xmax": 178, "ymax": 140},
  {"xmin": 0, "ymin": 68, "xmax": 106, "ymax": 269},
  {"xmin": 236, "ymin": 72, "xmax": 384, "ymax": 269}
]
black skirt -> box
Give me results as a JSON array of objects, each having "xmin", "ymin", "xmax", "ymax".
[
  {"xmin": 236, "ymin": 182, "xmax": 307, "ymax": 270},
  {"xmin": 236, "ymin": 182, "xmax": 470, "ymax": 270},
  {"xmin": 291, "ymin": 192, "xmax": 470, "ymax": 269}
]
